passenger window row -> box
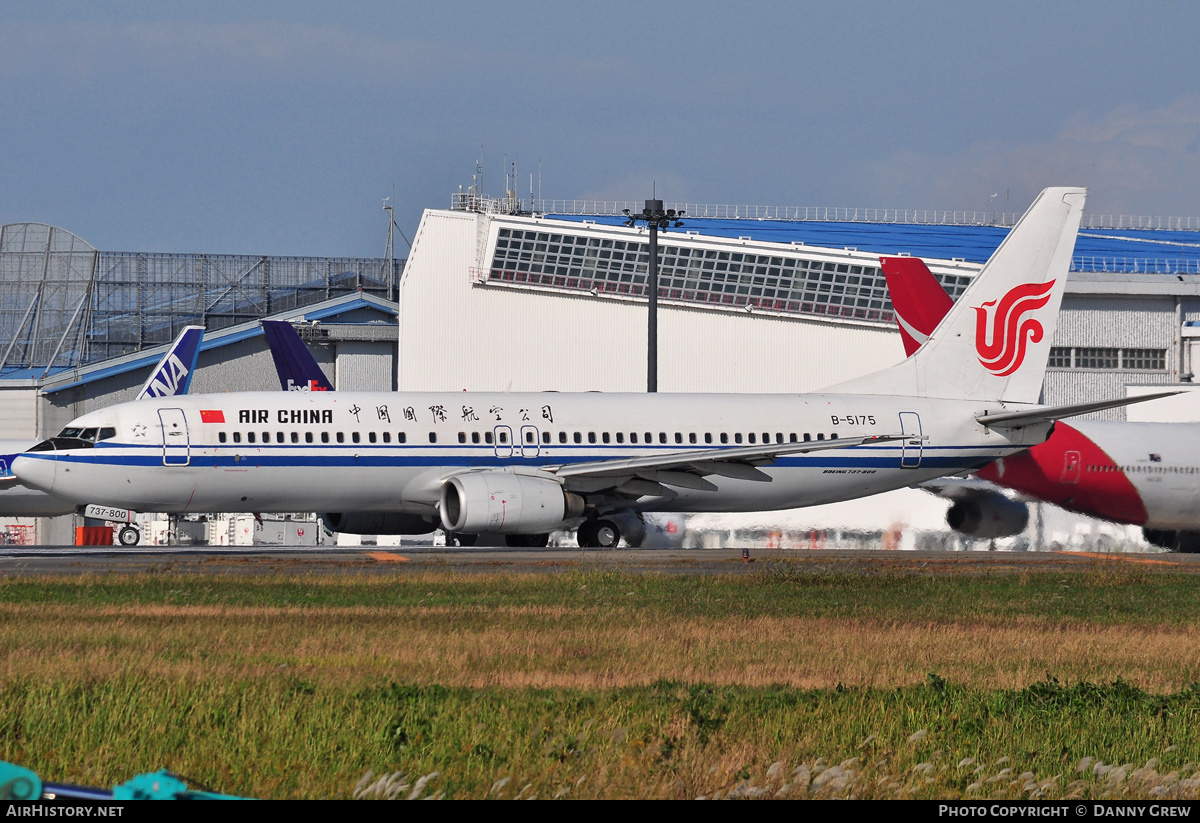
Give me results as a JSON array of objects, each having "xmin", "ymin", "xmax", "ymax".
[
  {"xmin": 214, "ymin": 430, "xmax": 838, "ymax": 446},
  {"xmin": 218, "ymin": 431, "xmax": 412, "ymax": 445}
]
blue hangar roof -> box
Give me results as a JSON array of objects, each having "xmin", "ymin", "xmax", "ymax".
[{"xmin": 549, "ymin": 215, "xmax": 1200, "ymax": 273}]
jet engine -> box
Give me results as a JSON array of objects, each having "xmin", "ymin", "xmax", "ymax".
[
  {"xmin": 945, "ymin": 494, "xmax": 1029, "ymax": 539},
  {"xmin": 440, "ymin": 472, "xmax": 585, "ymax": 535},
  {"xmin": 319, "ymin": 512, "xmax": 438, "ymax": 535}
]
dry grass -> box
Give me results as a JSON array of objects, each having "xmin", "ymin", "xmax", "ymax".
[{"xmin": 3, "ymin": 601, "xmax": 1200, "ymax": 692}]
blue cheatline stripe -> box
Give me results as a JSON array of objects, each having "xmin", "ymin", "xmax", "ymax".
[
  {"xmin": 32, "ymin": 450, "xmax": 997, "ymax": 472},
  {"xmin": 88, "ymin": 440, "xmax": 990, "ymax": 454}
]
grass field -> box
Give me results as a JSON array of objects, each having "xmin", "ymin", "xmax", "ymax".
[{"xmin": 3, "ymin": 560, "xmax": 1200, "ymax": 799}]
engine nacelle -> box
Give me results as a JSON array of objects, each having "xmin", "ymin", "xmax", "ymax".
[
  {"xmin": 320, "ymin": 512, "xmax": 438, "ymax": 535},
  {"xmin": 946, "ymin": 494, "xmax": 1029, "ymax": 539},
  {"xmin": 440, "ymin": 472, "xmax": 585, "ymax": 535}
]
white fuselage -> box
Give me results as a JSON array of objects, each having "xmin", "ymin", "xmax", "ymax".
[
  {"xmin": 1067, "ymin": 421, "xmax": 1200, "ymax": 530},
  {"xmin": 14, "ymin": 390, "xmax": 1046, "ymax": 521}
]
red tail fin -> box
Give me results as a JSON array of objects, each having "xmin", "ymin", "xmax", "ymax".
[{"xmin": 881, "ymin": 256, "xmax": 955, "ymax": 356}]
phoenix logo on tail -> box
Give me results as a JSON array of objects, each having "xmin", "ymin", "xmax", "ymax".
[{"xmin": 972, "ymin": 280, "xmax": 1055, "ymax": 377}]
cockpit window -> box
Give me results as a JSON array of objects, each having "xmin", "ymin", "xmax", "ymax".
[
  {"xmin": 50, "ymin": 426, "xmax": 116, "ymax": 443},
  {"xmin": 34, "ymin": 424, "xmax": 115, "ymax": 452}
]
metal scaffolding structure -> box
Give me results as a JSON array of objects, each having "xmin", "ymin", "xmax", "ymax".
[{"xmin": 0, "ymin": 223, "xmax": 403, "ymax": 376}]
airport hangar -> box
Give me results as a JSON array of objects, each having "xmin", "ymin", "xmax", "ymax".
[{"xmin": 3, "ymin": 194, "xmax": 1200, "ymax": 547}]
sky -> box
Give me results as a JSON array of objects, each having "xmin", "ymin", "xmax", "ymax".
[{"xmin": 2, "ymin": 1, "xmax": 1199, "ymax": 257}]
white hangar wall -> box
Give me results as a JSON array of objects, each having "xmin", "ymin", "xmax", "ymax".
[{"xmin": 398, "ymin": 209, "xmax": 911, "ymax": 393}]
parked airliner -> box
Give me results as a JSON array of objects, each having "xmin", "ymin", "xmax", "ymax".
[
  {"xmin": 0, "ymin": 326, "xmax": 205, "ymax": 523},
  {"xmin": 884, "ymin": 255, "xmax": 1200, "ymax": 551},
  {"xmin": 16, "ymin": 188, "xmax": 1168, "ymax": 548}
]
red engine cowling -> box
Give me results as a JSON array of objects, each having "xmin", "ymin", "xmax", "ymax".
[{"xmin": 440, "ymin": 472, "xmax": 584, "ymax": 534}]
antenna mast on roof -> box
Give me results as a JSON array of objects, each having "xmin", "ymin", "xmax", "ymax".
[{"xmin": 382, "ymin": 185, "xmax": 411, "ymax": 296}]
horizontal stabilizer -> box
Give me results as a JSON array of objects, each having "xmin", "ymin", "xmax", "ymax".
[{"xmin": 976, "ymin": 390, "xmax": 1181, "ymax": 428}]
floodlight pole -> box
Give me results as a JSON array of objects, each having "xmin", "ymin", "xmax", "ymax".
[
  {"xmin": 623, "ymin": 199, "xmax": 683, "ymax": 393},
  {"xmin": 648, "ymin": 207, "xmax": 659, "ymax": 393}
]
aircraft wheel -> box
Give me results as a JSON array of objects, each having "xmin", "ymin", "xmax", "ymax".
[
  {"xmin": 117, "ymin": 525, "xmax": 140, "ymax": 547},
  {"xmin": 593, "ymin": 519, "xmax": 620, "ymax": 549},
  {"xmin": 506, "ymin": 533, "xmax": 550, "ymax": 548}
]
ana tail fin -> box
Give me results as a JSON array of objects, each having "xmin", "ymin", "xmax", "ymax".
[
  {"xmin": 136, "ymin": 325, "xmax": 204, "ymax": 399},
  {"xmin": 832, "ymin": 186, "xmax": 1085, "ymax": 403}
]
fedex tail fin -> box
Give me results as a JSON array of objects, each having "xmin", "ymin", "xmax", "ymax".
[
  {"xmin": 881, "ymin": 257, "xmax": 954, "ymax": 357},
  {"xmin": 832, "ymin": 186, "xmax": 1085, "ymax": 404},
  {"xmin": 136, "ymin": 325, "xmax": 204, "ymax": 400},
  {"xmin": 262, "ymin": 320, "xmax": 334, "ymax": 392}
]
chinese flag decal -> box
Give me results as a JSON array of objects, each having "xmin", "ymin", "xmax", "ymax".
[{"xmin": 200, "ymin": 410, "xmax": 225, "ymax": 423}]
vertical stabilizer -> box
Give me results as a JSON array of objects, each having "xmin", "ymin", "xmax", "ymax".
[
  {"xmin": 881, "ymin": 256, "xmax": 954, "ymax": 357},
  {"xmin": 262, "ymin": 320, "xmax": 334, "ymax": 392},
  {"xmin": 136, "ymin": 325, "xmax": 204, "ymax": 399},
  {"xmin": 832, "ymin": 186, "xmax": 1085, "ymax": 403}
]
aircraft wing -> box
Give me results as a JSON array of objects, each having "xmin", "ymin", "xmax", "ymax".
[
  {"xmin": 977, "ymin": 390, "xmax": 1180, "ymax": 428},
  {"xmin": 543, "ymin": 433, "xmax": 907, "ymax": 493}
]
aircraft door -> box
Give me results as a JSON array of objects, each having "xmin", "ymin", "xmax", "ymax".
[
  {"xmin": 899, "ymin": 412, "xmax": 922, "ymax": 469},
  {"xmin": 1060, "ymin": 450, "xmax": 1081, "ymax": 484},
  {"xmin": 493, "ymin": 425, "xmax": 513, "ymax": 458},
  {"xmin": 158, "ymin": 408, "xmax": 190, "ymax": 466},
  {"xmin": 520, "ymin": 425, "xmax": 540, "ymax": 458}
]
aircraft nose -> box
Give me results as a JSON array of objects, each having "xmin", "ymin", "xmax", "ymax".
[{"xmin": 12, "ymin": 450, "xmax": 56, "ymax": 494}]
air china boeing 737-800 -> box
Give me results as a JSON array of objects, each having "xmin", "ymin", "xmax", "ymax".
[
  {"xmin": 12, "ymin": 188, "xmax": 1169, "ymax": 548},
  {"xmin": 884, "ymin": 255, "xmax": 1200, "ymax": 551}
]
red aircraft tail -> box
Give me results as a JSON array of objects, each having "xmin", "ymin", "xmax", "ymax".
[{"xmin": 880, "ymin": 256, "xmax": 954, "ymax": 356}]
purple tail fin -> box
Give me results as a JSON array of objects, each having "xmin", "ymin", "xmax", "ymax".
[{"xmin": 261, "ymin": 320, "xmax": 334, "ymax": 392}]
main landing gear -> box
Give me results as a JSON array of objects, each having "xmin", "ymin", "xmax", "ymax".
[
  {"xmin": 577, "ymin": 518, "xmax": 620, "ymax": 549},
  {"xmin": 117, "ymin": 525, "xmax": 141, "ymax": 547}
]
